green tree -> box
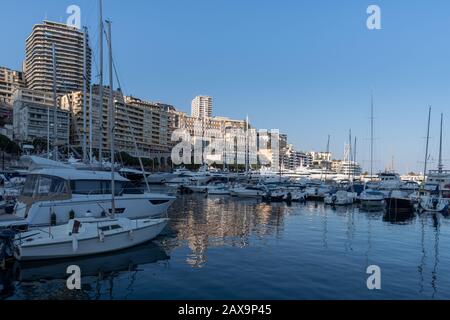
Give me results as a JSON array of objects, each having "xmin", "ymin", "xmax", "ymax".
[{"xmin": 0, "ymin": 134, "xmax": 21, "ymax": 155}]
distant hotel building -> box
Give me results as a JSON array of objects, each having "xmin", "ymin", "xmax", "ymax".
[
  {"xmin": 13, "ymin": 88, "xmax": 70, "ymax": 143},
  {"xmin": 191, "ymin": 95, "xmax": 212, "ymax": 118},
  {"xmin": 24, "ymin": 21, "xmax": 91, "ymax": 95}
]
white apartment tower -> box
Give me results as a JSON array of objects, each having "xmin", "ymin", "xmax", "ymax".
[
  {"xmin": 191, "ymin": 95, "xmax": 213, "ymax": 118},
  {"xmin": 24, "ymin": 21, "xmax": 92, "ymax": 94}
]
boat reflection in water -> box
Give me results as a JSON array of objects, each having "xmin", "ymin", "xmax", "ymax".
[
  {"xmin": 0, "ymin": 242, "xmax": 169, "ymax": 300},
  {"xmin": 167, "ymin": 194, "xmax": 287, "ymax": 268}
]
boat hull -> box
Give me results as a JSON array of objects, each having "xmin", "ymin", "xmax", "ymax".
[{"xmin": 16, "ymin": 219, "xmax": 168, "ymax": 261}]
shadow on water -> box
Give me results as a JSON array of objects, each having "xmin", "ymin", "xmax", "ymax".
[
  {"xmin": 383, "ymin": 209, "xmax": 416, "ymax": 225},
  {"xmin": 0, "ymin": 242, "xmax": 169, "ymax": 300}
]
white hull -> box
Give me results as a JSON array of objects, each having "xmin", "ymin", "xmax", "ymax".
[
  {"xmin": 418, "ymin": 197, "xmax": 449, "ymax": 213},
  {"xmin": 9, "ymin": 193, "xmax": 175, "ymax": 229},
  {"xmin": 208, "ymin": 190, "xmax": 230, "ymax": 195},
  {"xmin": 16, "ymin": 218, "xmax": 168, "ymax": 261},
  {"xmin": 230, "ymin": 189, "xmax": 264, "ymax": 198}
]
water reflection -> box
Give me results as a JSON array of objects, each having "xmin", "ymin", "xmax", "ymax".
[
  {"xmin": 1, "ymin": 192, "xmax": 450, "ymax": 299},
  {"xmin": 383, "ymin": 210, "xmax": 416, "ymax": 224},
  {"xmin": 168, "ymin": 195, "xmax": 287, "ymax": 268},
  {"xmin": 1, "ymin": 242, "xmax": 169, "ymax": 300}
]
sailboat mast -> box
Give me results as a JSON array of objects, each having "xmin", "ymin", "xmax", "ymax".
[
  {"xmin": 423, "ymin": 106, "xmax": 432, "ymax": 184},
  {"xmin": 438, "ymin": 113, "xmax": 443, "ymax": 173},
  {"xmin": 370, "ymin": 93, "xmax": 374, "ymax": 181},
  {"xmin": 324, "ymin": 134, "xmax": 330, "ymax": 181},
  {"xmin": 107, "ymin": 20, "xmax": 115, "ymax": 216},
  {"xmin": 246, "ymin": 115, "xmax": 249, "ymax": 173},
  {"xmin": 89, "ymin": 84, "xmax": 93, "ymax": 163},
  {"xmin": 52, "ymin": 43, "xmax": 58, "ymax": 161},
  {"xmin": 348, "ymin": 129, "xmax": 352, "ymax": 181},
  {"xmin": 82, "ymin": 27, "xmax": 88, "ymax": 163},
  {"xmin": 98, "ymin": 0, "xmax": 104, "ymax": 166}
]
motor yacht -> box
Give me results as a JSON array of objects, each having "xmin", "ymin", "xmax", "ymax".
[{"xmin": 0, "ymin": 168, "xmax": 175, "ymax": 230}]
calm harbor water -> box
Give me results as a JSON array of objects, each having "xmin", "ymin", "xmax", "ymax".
[{"xmin": 1, "ymin": 190, "xmax": 450, "ymax": 300}]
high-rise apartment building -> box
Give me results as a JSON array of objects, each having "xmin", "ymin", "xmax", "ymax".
[
  {"xmin": 24, "ymin": 21, "xmax": 91, "ymax": 95},
  {"xmin": 191, "ymin": 95, "xmax": 212, "ymax": 118}
]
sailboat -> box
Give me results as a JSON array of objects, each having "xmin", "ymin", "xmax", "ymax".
[
  {"xmin": 418, "ymin": 112, "xmax": 450, "ymax": 213},
  {"xmin": 11, "ymin": 217, "xmax": 168, "ymax": 261},
  {"xmin": 360, "ymin": 93, "xmax": 385, "ymax": 210}
]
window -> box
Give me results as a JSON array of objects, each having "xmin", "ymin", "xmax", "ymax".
[
  {"xmin": 70, "ymin": 180, "xmax": 134, "ymax": 195},
  {"xmin": 22, "ymin": 175, "xmax": 67, "ymax": 197},
  {"xmin": 149, "ymin": 200, "xmax": 170, "ymax": 205}
]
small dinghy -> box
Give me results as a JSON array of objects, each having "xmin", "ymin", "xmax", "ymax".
[{"xmin": 5, "ymin": 217, "xmax": 168, "ymax": 261}]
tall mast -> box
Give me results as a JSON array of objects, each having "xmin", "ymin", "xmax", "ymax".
[
  {"xmin": 423, "ymin": 106, "xmax": 432, "ymax": 184},
  {"xmin": 246, "ymin": 115, "xmax": 249, "ymax": 173},
  {"xmin": 370, "ymin": 92, "xmax": 374, "ymax": 181},
  {"xmin": 438, "ymin": 113, "xmax": 444, "ymax": 173},
  {"xmin": 107, "ymin": 20, "xmax": 115, "ymax": 216},
  {"xmin": 353, "ymin": 136, "xmax": 357, "ymax": 183},
  {"xmin": 47, "ymin": 91, "xmax": 50, "ymax": 158},
  {"xmin": 98, "ymin": 0, "xmax": 104, "ymax": 166},
  {"xmin": 89, "ymin": 83, "xmax": 93, "ymax": 163},
  {"xmin": 348, "ymin": 129, "xmax": 352, "ymax": 181},
  {"xmin": 324, "ymin": 134, "xmax": 330, "ymax": 181},
  {"xmin": 82, "ymin": 27, "xmax": 88, "ymax": 163},
  {"xmin": 52, "ymin": 43, "xmax": 58, "ymax": 161}
]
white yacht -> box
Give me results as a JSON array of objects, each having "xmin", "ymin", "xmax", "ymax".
[
  {"xmin": 230, "ymin": 185, "xmax": 266, "ymax": 198},
  {"xmin": 324, "ymin": 190, "xmax": 356, "ymax": 206},
  {"xmin": 166, "ymin": 166, "xmax": 212, "ymax": 186},
  {"xmin": 0, "ymin": 168, "xmax": 175, "ymax": 230},
  {"xmin": 359, "ymin": 190, "xmax": 385, "ymax": 210},
  {"xmin": 11, "ymin": 217, "xmax": 168, "ymax": 261}
]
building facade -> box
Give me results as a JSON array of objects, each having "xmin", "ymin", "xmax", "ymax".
[
  {"xmin": 61, "ymin": 89, "xmax": 173, "ymax": 158},
  {"xmin": 0, "ymin": 67, "xmax": 26, "ymax": 106},
  {"xmin": 13, "ymin": 88, "xmax": 70, "ymax": 144},
  {"xmin": 24, "ymin": 21, "xmax": 91, "ymax": 95},
  {"xmin": 191, "ymin": 95, "xmax": 213, "ymax": 118}
]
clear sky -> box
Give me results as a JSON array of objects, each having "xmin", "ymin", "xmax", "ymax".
[{"xmin": 1, "ymin": 0, "xmax": 449, "ymax": 173}]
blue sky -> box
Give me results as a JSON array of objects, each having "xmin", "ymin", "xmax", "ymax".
[{"xmin": 1, "ymin": 0, "xmax": 450, "ymax": 173}]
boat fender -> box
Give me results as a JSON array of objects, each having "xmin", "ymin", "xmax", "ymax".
[
  {"xmin": 50, "ymin": 209, "xmax": 57, "ymax": 226},
  {"xmin": 99, "ymin": 232, "xmax": 105, "ymax": 242},
  {"xmin": 72, "ymin": 235, "xmax": 78, "ymax": 252},
  {"xmin": 129, "ymin": 230, "xmax": 134, "ymax": 240}
]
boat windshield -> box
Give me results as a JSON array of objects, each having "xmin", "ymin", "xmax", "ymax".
[{"xmin": 22, "ymin": 175, "xmax": 69, "ymax": 198}]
